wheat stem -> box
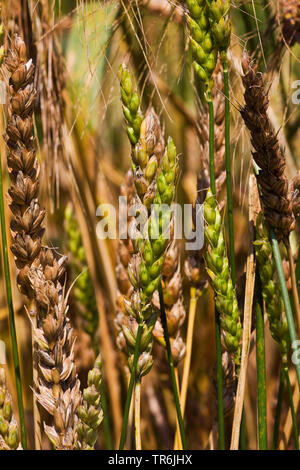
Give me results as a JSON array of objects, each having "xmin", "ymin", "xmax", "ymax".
[
  {"xmin": 283, "ymin": 366, "xmax": 299, "ymax": 449},
  {"xmin": 134, "ymin": 378, "xmax": 142, "ymax": 450},
  {"xmin": 174, "ymin": 367, "xmax": 182, "ymax": 449},
  {"xmin": 272, "ymin": 365, "xmax": 285, "ymax": 449},
  {"xmin": 0, "ymin": 152, "xmax": 26, "ymax": 450},
  {"xmin": 256, "ymin": 285, "xmax": 267, "ymax": 450},
  {"xmin": 287, "ymin": 242, "xmax": 300, "ymax": 333},
  {"xmin": 230, "ymin": 173, "xmax": 257, "ymax": 450},
  {"xmin": 174, "ymin": 287, "xmax": 198, "ymax": 449},
  {"xmin": 158, "ymin": 279, "xmax": 187, "ymax": 450},
  {"xmin": 295, "ymin": 248, "xmax": 300, "ymax": 294},
  {"xmin": 270, "ymin": 229, "xmax": 300, "ymax": 392},
  {"xmin": 119, "ymin": 324, "xmax": 143, "ymax": 450}
]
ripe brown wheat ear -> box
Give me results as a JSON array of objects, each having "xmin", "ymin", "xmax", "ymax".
[{"xmin": 241, "ymin": 52, "xmax": 295, "ymax": 244}]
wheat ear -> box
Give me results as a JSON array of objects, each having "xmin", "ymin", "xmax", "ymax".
[
  {"xmin": 241, "ymin": 53, "xmax": 295, "ymax": 243},
  {"xmin": 5, "ymin": 35, "xmax": 81, "ymax": 449},
  {"xmin": 280, "ymin": 0, "xmax": 300, "ymax": 46},
  {"xmin": 254, "ymin": 213, "xmax": 289, "ymax": 361},
  {"xmin": 204, "ymin": 188, "xmax": 242, "ymax": 367},
  {"xmin": 125, "ymin": 134, "xmax": 179, "ymax": 447},
  {"xmin": 76, "ymin": 355, "xmax": 103, "ymax": 450},
  {"xmin": 118, "ymin": 67, "xmax": 166, "ymax": 448},
  {"xmin": 0, "ymin": 368, "xmax": 19, "ymax": 450},
  {"xmin": 186, "ymin": 0, "xmax": 217, "ymax": 89}
]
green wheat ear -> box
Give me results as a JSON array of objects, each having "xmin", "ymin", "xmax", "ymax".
[
  {"xmin": 118, "ymin": 64, "xmax": 144, "ymax": 146},
  {"xmin": 254, "ymin": 213, "xmax": 289, "ymax": 362},
  {"xmin": 207, "ymin": 0, "xmax": 231, "ymax": 56},
  {"xmin": 186, "ymin": 0, "xmax": 218, "ymax": 89},
  {"xmin": 76, "ymin": 356, "xmax": 103, "ymax": 450},
  {"xmin": 123, "ymin": 136, "xmax": 180, "ymax": 378},
  {"xmin": 204, "ymin": 189, "xmax": 242, "ymax": 366},
  {"xmin": 0, "ymin": 368, "xmax": 19, "ymax": 450}
]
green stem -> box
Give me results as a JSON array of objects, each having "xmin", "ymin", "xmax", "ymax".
[
  {"xmin": 119, "ymin": 323, "xmax": 143, "ymax": 450},
  {"xmin": 295, "ymin": 248, "xmax": 300, "ymax": 297},
  {"xmin": 270, "ymin": 229, "xmax": 300, "ymax": 392},
  {"xmin": 283, "ymin": 366, "xmax": 299, "ymax": 449},
  {"xmin": 206, "ymin": 86, "xmax": 225, "ymax": 449},
  {"xmin": 255, "ymin": 284, "xmax": 267, "ymax": 450},
  {"xmin": 222, "ymin": 60, "xmax": 236, "ymax": 286},
  {"xmin": 272, "ymin": 364, "xmax": 285, "ymax": 450},
  {"xmin": 158, "ymin": 279, "xmax": 187, "ymax": 450},
  {"xmin": 0, "ymin": 153, "xmax": 27, "ymax": 449}
]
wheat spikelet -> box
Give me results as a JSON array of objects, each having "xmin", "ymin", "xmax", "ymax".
[
  {"xmin": 212, "ymin": 351, "xmax": 235, "ymax": 417},
  {"xmin": 153, "ymin": 241, "xmax": 186, "ymax": 366}
]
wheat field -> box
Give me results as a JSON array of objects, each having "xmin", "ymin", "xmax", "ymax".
[{"xmin": 0, "ymin": 0, "xmax": 299, "ymax": 451}]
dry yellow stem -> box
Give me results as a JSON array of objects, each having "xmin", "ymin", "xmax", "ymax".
[
  {"xmin": 135, "ymin": 379, "xmax": 142, "ymax": 450},
  {"xmin": 230, "ymin": 174, "xmax": 259, "ymax": 449},
  {"xmin": 174, "ymin": 287, "xmax": 198, "ymax": 449}
]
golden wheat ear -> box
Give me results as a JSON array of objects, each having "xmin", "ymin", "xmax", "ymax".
[{"xmin": 5, "ymin": 35, "xmax": 81, "ymax": 450}]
